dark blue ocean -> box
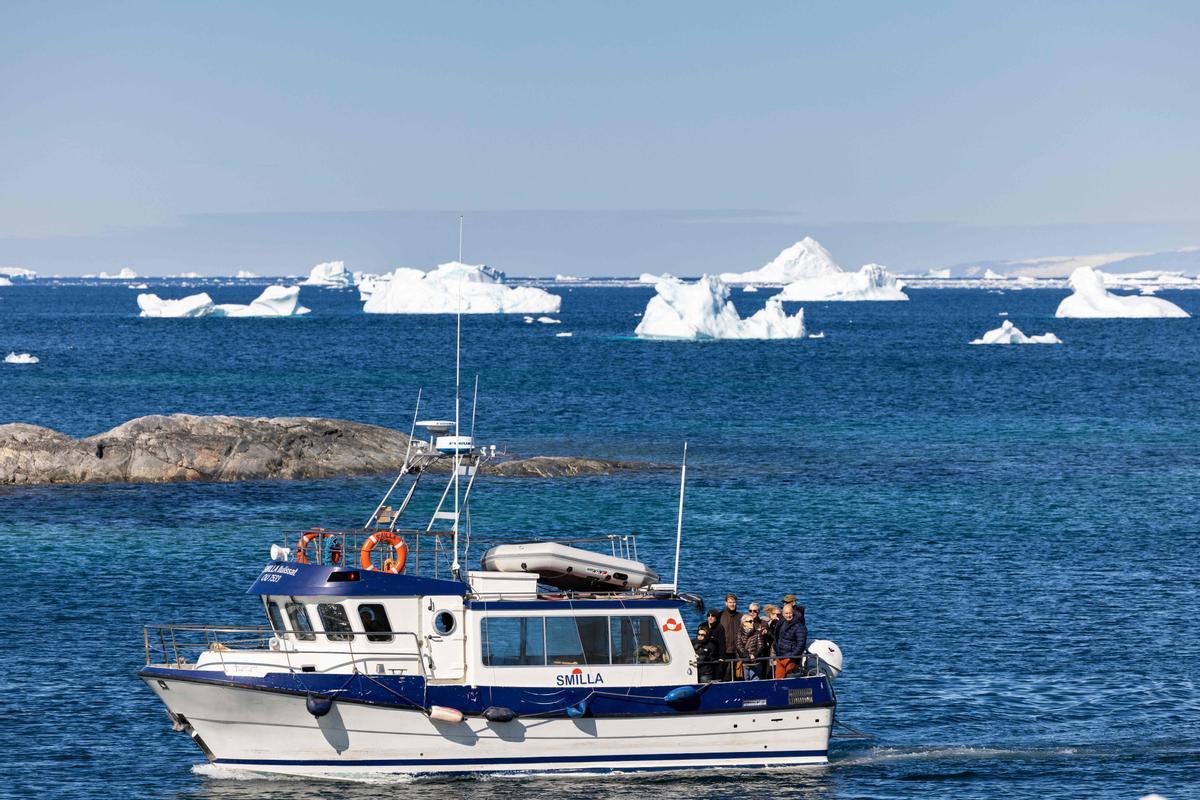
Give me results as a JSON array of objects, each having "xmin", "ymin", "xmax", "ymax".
[{"xmin": 2, "ymin": 281, "xmax": 1198, "ymax": 799}]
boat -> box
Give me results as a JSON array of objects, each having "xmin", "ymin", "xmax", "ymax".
[{"xmin": 139, "ymin": 322, "xmax": 846, "ymax": 779}]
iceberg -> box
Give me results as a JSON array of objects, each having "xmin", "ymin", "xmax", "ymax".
[
  {"xmin": 213, "ymin": 285, "xmax": 310, "ymax": 317},
  {"xmin": 776, "ymin": 263, "xmax": 908, "ymax": 302},
  {"xmin": 634, "ymin": 275, "xmax": 806, "ymax": 340},
  {"xmin": 0, "ymin": 277, "xmax": 12, "ymax": 287},
  {"xmin": 720, "ymin": 238, "xmax": 841, "ymax": 285},
  {"xmin": 555, "ymin": 332, "xmax": 573, "ymax": 337},
  {"xmin": 742, "ymin": 285, "xmax": 759, "ymax": 293},
  {"xmin": 303, "ymin": 261, "xmax": 354, "ymax": 288},
  {"xmin": 138, "ymin": 286, "xmax": 309, "ymax": 318},
  {"xmin": 0, "ymin": 267, "xmax": 37, "ymax": 280},
  {"xmin": 982, "ymin": 268, "xmax": 1005, "ymax": 280},
  {"xmin": 99, "ymin": 268, "xmax": 138, "ymax": 280},
  {"xmin": 554, "ymin": 274, "xmax": 585, "ymax": 282},
  {"xmin": 1055, "ymin": 267, "xmax": 1189, "ymax": 319},
  {"xmin": 137, "ymin": 292, "xmax": 215, "ymax": 318},
  {"xmin": 5, "ymin": 352, "xmax": 39, "ymax": 364},
  {"xmin": 970, "ymin": 320, "xmax": 1062, "ymax": 345},
  {"xmin": 363, "ymin": 261, "xmax": 561, "ymax": 315},
  {"xmin": 537, "ymin": 316, "xmax": 561, "ymax": 324},
  {"xmin": 128, "ymin": 283, "xmax": 149, "ymax": 289},
  {"xmin": 354, "ymin": 272, "xmax": 389, "ymax": 301},
  {"xmin": 235, "ymin": 270, "xmax": 259, "ymax": 279},
  {"xmin": 639, "ymin": 272, "xmax": 677, "ymax": 284},
  {"xmin": 173, "ymin": 271, "xmax": 204, "ymax": 279}
]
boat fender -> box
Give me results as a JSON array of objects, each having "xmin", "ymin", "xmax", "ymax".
[
  {"xmin": 429, "ymin": 705, "xmax": 465, "ymax": 724},
  {"xmin": 483, "ymin": 706, "xmax": 516, "ymax": 723},
  {"xmin": 566, "ymin": 700, "xmax": 589, "ymax": 719},
  {"xmin": 305, "ymin": 693, "xmax": 334, "ymax": 718},
  {"xmin": 664, "ymin": 685, "xmax": 700, "ymax": 705}
]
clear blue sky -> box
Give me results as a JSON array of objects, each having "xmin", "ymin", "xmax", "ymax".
[{"xmin": 2, "ymin": 2, "xmax": 1198, "ymax": 272}]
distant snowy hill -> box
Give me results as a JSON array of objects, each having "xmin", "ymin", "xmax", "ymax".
[{"xmin": 947, "ymin": 246, "xmax": 1200, "ymax": 278}]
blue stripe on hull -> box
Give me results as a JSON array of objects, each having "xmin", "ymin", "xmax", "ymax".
[{"xmin": 215, "ymin": 748, "xmax": 829, "ymax": 769}]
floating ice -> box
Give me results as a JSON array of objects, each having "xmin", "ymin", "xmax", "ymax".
[
  {"xmin": 554, "ymin": 274, "xmax": 584, "ymax": 282},
  {"xmin": 555, "ymin": 332, "xmax": 573, "ymax": 337},
  {"xmin": 137, "ymin": 292, "xmax": 215, "ymax": 318},
  {"xmin": 982, "ymin": 268, "xmax": 1005, "ymax": 280},
  {"xmin": 128, "ymin": 283, "xmax": 149, "ymax": 289},
  {"xmin": 363, "ymin": 261, "xmax": 561, "ymax": 315},
  {"xmin": 0, "ymin": 267, "xmax": 37, "ymax": 280},
  {"xmin": 776, "ymin": 263, "xmax": 909, "ymax": 302},
  {"xmin": 354, "ymin": 272, "xmax": 389, "ymax": 301},
  {"xmin": 523, "ymin": 316, "xmax": 534, "ymax": 323},
  {"xmin": 743, "ymin": 285, "xmax": 759, "ymax": 293},
  {"xmin": 1055, "ymin": 267, "xmax": 1189, "ymax": 318},
  {"xmin": 639, "ymin": 272, "xmax": 677, "ymax": 284},
  {"xmin": 302, "ymin": 261, "xmax": 354, "ymax": 288},
  {"xmin": 635, "ymin": 275, "xmax": 806, "ymax": 340},
  {"xmin": 926, "ymin": 268, "xmax": 952, "ymax": 279},
  {"xmin": 173, "ymin": 271, "xmax": 204, "ymax": 279},
  {"xmin": 213, "ymin": 285, "xmax": 310, "ymax": 317},
  {"xmin": 0, "ymin": 277, "xmax": 11, "ymax": 287},
  {"xmin": 970, "ymin": 319, "xmax": 1062, "ymax": 345},
  {"xmin": 537, "ymin": 316, "xmax": 561, "ymax": 324},
  {"xmin": 138, "ymin": 286, "xmax": 309, "ymax": 318},
  {"xmin": 720, "ymin": 238, "xmax": 842, "ymax": 285},
  {"xmin": 5, "ymin": 352, "xmax": 39, "ymax": 364},
  {"xmin": 98, "ymin": 268, "xmax": 138, "ymax": 280},
  {"xmin": 235, "ymin": 270, "xmax": 259, "ymax": 279}
]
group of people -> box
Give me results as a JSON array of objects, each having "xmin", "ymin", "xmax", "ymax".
[{"xmin": 692, "ymin": 593, "xmax": 808, "ymax": 682}]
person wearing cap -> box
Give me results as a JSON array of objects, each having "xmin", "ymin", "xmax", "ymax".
[
  {"xmin": 692, "ymin": 624, "xmax": 720, "ymax": 683},
  {"xmin": 699, "ymin": 608, "xmax": 727, "ymax": 669},
  {"xmin": 782, "ymin": 593, "xmax": 797, "ymax": 609}
]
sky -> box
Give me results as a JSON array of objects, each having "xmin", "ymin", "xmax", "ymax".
[{"xmin": 2, "ymin": 2, "xmax": 1198, "ymax": 275}]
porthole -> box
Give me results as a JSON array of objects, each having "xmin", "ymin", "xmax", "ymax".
[{"xmin": 433, "ymin": 610, "xmax": 457, "ymax": 636}]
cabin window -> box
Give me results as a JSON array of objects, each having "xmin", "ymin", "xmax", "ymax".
[
  {"xmin": 357, "ymin": 603, "xmax": 392, "ymax": 642},
  {"xmin": 433, "ymin": 610, "xmax": 457, "ymax": 636},
  {"xmin": 267, "ymin": 602, "xmax": 287, "ymax": 638},
  {"xmin": 285, "ymin": 602, "xmax": 315, "ymax": 641},
  {"xmin": 317, "ymin": 603, "xmax": 355, "ymax": 642},
  {"xmin": 611, "ymin": 616, "xmax": 671, "ymax": 665},
  {"xmin": 576, "ymin": 616, "xmax": 611, "ymax": 665},
  {"xmin": 481, "ymin": 616, "xmax": 545, "ymax": 666}
]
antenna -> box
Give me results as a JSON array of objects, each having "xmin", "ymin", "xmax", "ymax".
[
  {"xmin": 469, "ymin": 374, "xmax": 480, "ymax": 440},
  {"xmin": 672, "ymin": 441, "xmax": 688, "ymax": 591},
  {"xmin": 451, "ymin": 267, "xmax": 463, "ymax": 578}
]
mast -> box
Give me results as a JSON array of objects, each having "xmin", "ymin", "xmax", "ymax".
[
  {"xmin": 671, "ymin": 442, "xmax": 688, "ymax": 591},
  {"xmin": 451, "ymin": 218, "xmax": 464, "ymax": 578}
]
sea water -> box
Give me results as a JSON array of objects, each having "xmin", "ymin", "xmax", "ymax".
[{"xmin": 1, "ymin": 282, "xmax": 1198, "ymax": 799}]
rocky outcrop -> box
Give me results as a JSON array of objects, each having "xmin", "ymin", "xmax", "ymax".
[{"xmin": 0, "ymin": 414, "xmax": 656, "ymax": 485}]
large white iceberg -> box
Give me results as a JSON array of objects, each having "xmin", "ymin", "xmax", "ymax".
[
  {"xmin": 634, "ymin": 275, "xmax": 806, "ymax": 340},
  {"xmin": 0, "ymin": 267, "xmax": 36, "ymax": 280},
  {"xmin": 5, "ymin": 352, "xmax": 39, "ymax": 364},
  {"xmin": 1055, "ymin": 267, "xmax": 1189, "ymax": 319},
  {"xmin": 776, "ymin": 263, "xmax": 909, "ymax": 302},
  {"xmin": 970, "ymin": 319, "xmax": 1062, "ymax": 345},
  {"xmin": 137, "ymin": 286, "xmax": 310, "ymax": 318},
  {"xmin": 363, "ymin": 261, "xmax": 561, "ymax": 315},
  {"xmin": 302, "ymin": 261, "xmax": 354, "ymax": 288},
  {"xmin": 0, "ymin": 277, "xmax": 12, "ymax": 287},
  {"xmin": 720, "ymin": 238, "xmax": 841, "ymax": 285}
]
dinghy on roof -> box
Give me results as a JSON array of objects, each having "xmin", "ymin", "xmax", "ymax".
[{"xmin": 481, "ymin": 540, "xmax": 660, "ymax": 592}]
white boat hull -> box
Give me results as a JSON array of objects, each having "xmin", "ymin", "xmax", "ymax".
[{"xmin": 145, "ymin": 675, "xmax": 832, "ymax": 778}]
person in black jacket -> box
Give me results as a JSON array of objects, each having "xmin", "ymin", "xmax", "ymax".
[
  {"xmin": 773, "ymin": 603, "xmax": 809, "ymax": 678},
  {"xmin": 699, "ymin": 608, "xmax": 727, "ymax": 659},
  {"xmin": 693, "ymin": 626, "xmax": 720, "ymax": 683}
]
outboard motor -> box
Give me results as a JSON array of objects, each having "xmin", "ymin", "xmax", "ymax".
[{"xmin": 806, "ymin": 639, "xmax": 844, "ymax": 679}]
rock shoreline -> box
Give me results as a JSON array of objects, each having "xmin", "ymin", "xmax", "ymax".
[{"xmin": 0, "ymin": 414, "xmax": 658, "ymax": 485}]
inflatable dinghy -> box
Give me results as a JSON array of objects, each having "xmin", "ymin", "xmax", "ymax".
[{"xmin": 481, "ymin": 541, "xmax": 660, "ymax": 591}]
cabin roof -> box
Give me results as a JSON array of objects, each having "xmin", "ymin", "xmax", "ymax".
[{"xmin": 248, "ymin": 562, "xmax": 469, "ymax": 598}]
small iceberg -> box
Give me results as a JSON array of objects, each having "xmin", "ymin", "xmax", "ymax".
[
  {"xmin": 635, "ymin": 275, "xmax": 806, "ymax": 340},
  {"xmin": 173, "ymin": 271, "xmax": 204, "ymax": 279},
  {"xmin": 1055, "ymin": 267, "xmax": 1189, "ymax": 319},
  {"xmin": 742, "ymin": 285, "xmax": 759, "ymax": 293},
  {"xmin": 776, "ymin": 263, "xmax": 908, "ymax": 302},
  {"xmin": 363, "ymin": 262, "xmax": 561, "ymax": 315},
  {"xmin": 639, "ymin": 272, "xmax": 677, "ymax": 284},
  {"xmin": 302, "ymin": 261, "xmax": 354, "ymax": 288},
  {"xmin": 0, "ymin": 267, "xmax": 36, "ymax": 280},
  {"xmin": 537, "ymin": 316, "xmax": 561, "ymax": 324},
  {"xmin": 970, "ymin": 320, "xmax": 1062, "ymax": 345},
  {"xmin": 98, "ymin": 268, "xmax": 139, "ymax": 280},
  {"xmin": 235, "ymin": 270, "xmax": 259, "ymax": 279},
  {"xmin": 555, "ymin": 332, "xmax": 573, "ymax": 337},
  {"xmin": 554, "ymin": 274, "xmax": 584, "ymax": 282},
  {"xmin": 0, "ymin": 277, "xmax": 12, "ymax": 287},
  {"xmin": 137, "ymin": 286, "xmax": 310, "ymax": 318},
  {"xmin": 5, "ymin": 352, "xmax": 39, "ymax": 364}
]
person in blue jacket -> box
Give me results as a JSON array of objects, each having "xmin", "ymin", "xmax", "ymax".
[{"xmin": 772, "ymin": 603, "xmax": 808, "ymax": 678}]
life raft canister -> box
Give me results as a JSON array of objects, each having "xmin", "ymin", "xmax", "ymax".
[
  {"xmin": 360, "ymin": 530, "xmax": 408, "ymax": 574},
  {"xmin": 296, "ymin": 529, "xmax": 341, "ymax": 566}
]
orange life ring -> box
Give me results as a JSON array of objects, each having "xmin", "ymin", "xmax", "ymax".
[
  {"xmin": 296, "ymin": 529, "xmax": 341, "ymax": 565},
  {"xmin": 360, "ymin": 530, "xmax": 407, "ymax": 574}
]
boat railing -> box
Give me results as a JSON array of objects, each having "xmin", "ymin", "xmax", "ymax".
[
  {"xmin": 280, "ymin": 528, "xmax": 457, "ymax": 578},
  {"xmin": 697, "ymin": 654, "xmax": 822, "ymax": 682},
  {"xmin": 143, "ymin": 623, "xmax": 428, "ymax": 677}
]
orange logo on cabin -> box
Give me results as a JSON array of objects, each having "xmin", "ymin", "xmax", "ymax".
[{"xmin": 661, "ymin": 618, "xmax": 682, "ymax": 632}]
